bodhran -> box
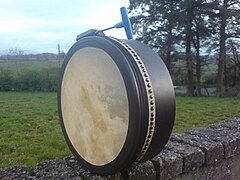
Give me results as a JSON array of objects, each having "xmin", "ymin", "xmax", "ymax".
[{"xmin": 58, "ymin": 36, "xmax": 175, "ymax": 175}]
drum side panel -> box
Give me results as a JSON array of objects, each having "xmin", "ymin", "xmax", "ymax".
[
  {"xmin": 61, "ymin": 47, "xmax": 129, "ymax": 166},
  {"xmin": 123, "ymin": 40, "xmax": 176, "ymax": 160}
]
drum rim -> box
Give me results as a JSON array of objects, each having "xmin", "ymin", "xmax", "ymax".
[{"xmin": 58, "ymin": 36, "xmax": 149, "ymax": 175}]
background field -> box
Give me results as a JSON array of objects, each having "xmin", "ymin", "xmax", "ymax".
[
  {"xmin": 0, "ymin": 92, "xmax": 70, "ymax": 169},
  {"xmin": 0, "ymin": 92, "xmax": 239, "ymax": 169}
]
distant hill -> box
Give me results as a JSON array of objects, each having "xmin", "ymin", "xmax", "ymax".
[
  {"xmin": 0, "ymin": 52, "xmax": 63, "ymax": 62},
  {"xmin": 0, "ymin": 50, "xmax": 8, "ymax": 56}
]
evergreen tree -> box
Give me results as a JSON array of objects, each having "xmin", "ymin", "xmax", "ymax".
[
  {"xmin": 129, "ymin": 0, "xmax": 240, "ymax": 96},
  {"xmin": 130, "ymin": 0, "xmax": 182, "ymax": 74}
]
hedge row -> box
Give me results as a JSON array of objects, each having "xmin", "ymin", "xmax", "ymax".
[{"xmin": 0, "ymin": 67, "xmax": 59, "ymax": 92}]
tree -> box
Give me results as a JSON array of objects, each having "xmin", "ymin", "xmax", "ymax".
[
  {"xmin": 129, "ymin": 0, "xmax": 240, "ymax": 97},
  {"xmin": 7, "ymin": 47, "xmax": 24, "ymax": 56},
  {"xmin": 226, "ymin": 39, "xmax": 240, "ymax": 87},
  {"xmin": 193, "ymin": 20, "xmax": 202, "ymax": 96},
  {"xmin": 184, "ymin": 0, "xmax": 195, "ymax": 96},
  {"xmin": 216, "ymin": 0, "xmax": 228, "ymax": 96},
  {"xmin": 212, "ymin": 0, "xmax": 240, "ymax": 96},
  {"xmin": 130, "ymin": 0, "xmax": 203, "ymax": 96},
  {"xmin": 130, "ymin": 0, "xmax": 182, "ymax": 74},
  {"xmin": 191, "ymin": 0, "xmax": 218, "ymax": 96}
]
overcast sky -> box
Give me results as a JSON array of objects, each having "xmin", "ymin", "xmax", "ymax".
[{"xmin": 0, "ymin": 0, "xmax": 130, "ymax": 54}]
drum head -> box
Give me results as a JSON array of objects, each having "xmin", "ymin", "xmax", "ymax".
[
  {"xmin": 61, "ymin": 47, "xmax": 129, "ymax": 165},
  {"xmin": 58, "ymin": 36, "xmax": 175, "ymax": 175}
]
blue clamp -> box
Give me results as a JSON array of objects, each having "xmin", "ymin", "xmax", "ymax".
[{"xmin": 76, "ymin": 7, "xmax": 133, "ymax": 41}]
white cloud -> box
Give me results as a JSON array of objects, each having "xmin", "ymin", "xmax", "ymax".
[{"xmin": 0, "ymin": 0, "xmax": 130, "ymax": 53}]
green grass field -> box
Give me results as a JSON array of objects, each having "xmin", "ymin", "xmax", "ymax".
[
  {"xmin": 175, "ymin": 96, "xmax": 240, "ymax": 132},
  {"xmin": 0, "ymin": 92, "xmax": 239, "ymax": 169},
  {"xmin": 0, "ymin": 92, "xmax": 70, "ymax": 169}
]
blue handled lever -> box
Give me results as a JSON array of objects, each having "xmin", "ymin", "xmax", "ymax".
[
  {"xmin": 98, "ymin": 7, "xmax": 133, "ymax": 39},
  {"xmin": 76, "ymin": 7, "xmax": 133, "ymax": 41}
]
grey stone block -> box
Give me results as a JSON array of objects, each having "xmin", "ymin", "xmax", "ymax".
[
  {"xmin": 175, "ymin": 168, "xmax": 207, "ymax": 180},
  {"xmin": 30, "ymin": 158, "xmax": 83, "ymax": 179},
  {"xmin": 219, "ymin": 117, "xmax": 240, "ymax": 138},
  {"xmin": 188, "ymin": 124, "xmax": 240, "ymax": 158},
  {"xmin": 78, "ymin": 169, "xmax": 122, "ymax": 180},
  {"xmin": 128, "ymin": 160, "xmax": 156, "ymax": 180},
  {"xmin": 152, "ymin": 149, "xmax": 183, "ymax": 180},
  {"xmin": 165, "ymin": 140, "xmax": 205, "ymax": 173},
  {"xmin": 0, "ymin": 166, "xmax": 28, "ymax": 180},
  {"xmin": 171, "ymin": 132, "xmax": 224, "ymax": 165},
  {"xmin": 65, "ymin": 156, "xmax": 156, "ymax": 180},
  {"xmin": 218, "ymin": 117, "xmax": 240, "ymax": 130},
  {"xmin": 65, "ymin": 156, "xmax": 122, "ymax": 180},
  {"xmin": 176, "ymin": 153, "xmax": 240, "ymax": 180}
]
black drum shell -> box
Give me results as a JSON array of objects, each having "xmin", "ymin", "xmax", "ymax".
[
  {"xmin": 122, "ymin": 40, "xmax": 175, "ymax": 161},
  {"xmin": 58, "ymin": 36, "xmax": 175, "ymax": 175}
]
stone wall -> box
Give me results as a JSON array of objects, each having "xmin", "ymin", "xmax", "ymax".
[{"xmin": 1, "ymin": 117, "xmax": 240, "ymax": 180}]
